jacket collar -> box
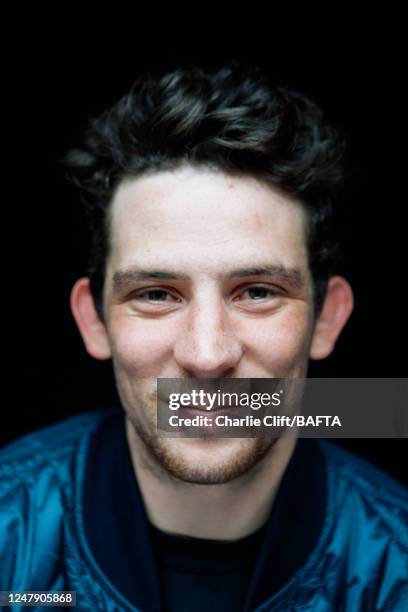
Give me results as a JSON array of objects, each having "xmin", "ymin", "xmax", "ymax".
[{"xmin": 82, "ymin": 409, "xmax": 326, "ymax": 611}]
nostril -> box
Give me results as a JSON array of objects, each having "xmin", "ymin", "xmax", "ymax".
[{"xmin": 184, "ymin": 365, "xmax": 237, "ymax": 379}]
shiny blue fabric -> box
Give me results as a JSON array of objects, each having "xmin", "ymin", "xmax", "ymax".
[{"xmin": 0, "ymin": 409, "xmax": 407, "ymax": 611}]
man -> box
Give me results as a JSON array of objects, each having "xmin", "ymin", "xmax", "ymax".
[{"xmin": 0, "ymin": 61, "xmax": 407, "ymax": 611}]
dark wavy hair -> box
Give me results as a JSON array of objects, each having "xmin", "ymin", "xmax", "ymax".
[{"xmin": 62, "ymin": 60, "xmax": 348, "ymax": 320}]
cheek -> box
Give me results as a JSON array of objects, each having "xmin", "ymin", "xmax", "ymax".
[
  {"xmin": 108, "ymin": 317, "xmax": 178, "ymax": 377},
  {"xmin": 241, "ymin": 306, "xmax": 313, "ymax": 372}
]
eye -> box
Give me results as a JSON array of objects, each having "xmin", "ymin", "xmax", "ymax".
[
  {"xmin": 232, "ymin": 284, "xmax": 284, "ymax": 311},
  {"xmin": 129, "ymin": 287, "xmax": 181, "ymax": 312},
  {"xmin": 139, "ymin": 289, "xmax": 174, "ymax": 303},
  {"xmin": 244, "ymin": 287, "xmax": 272, "ymax": 301},
  {"xmin": 240, "ymin": 285, "xmax": 279, "ymax": 301}
]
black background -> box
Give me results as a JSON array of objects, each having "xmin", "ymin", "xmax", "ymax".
[{"xmin": 2, "ymin": 22, "xmax": 406, "ymax": 485}]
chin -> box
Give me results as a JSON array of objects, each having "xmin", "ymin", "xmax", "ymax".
[{"xmin": 143, "ymin": 434, "xmax": 276, "ymax": 485}]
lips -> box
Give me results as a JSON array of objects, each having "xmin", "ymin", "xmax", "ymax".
[{"xmin": 181, "ymin": 404, "xmax": 239, "ymax": 413}]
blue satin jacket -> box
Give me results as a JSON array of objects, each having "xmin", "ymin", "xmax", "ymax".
[{"xmin": 0, "ymin": 409, "xmax": 407, "ymax": 611}]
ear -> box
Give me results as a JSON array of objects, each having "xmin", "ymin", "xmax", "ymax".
[
  {"xmin": 70, "ymin": 277, "xmax": 112, "ymax": 360},
  {"xmin": 309, "ymin": 275, "xmax": 354, "ymax": 360}
]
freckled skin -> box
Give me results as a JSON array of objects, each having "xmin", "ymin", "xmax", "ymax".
[{"xmin": 102, "ymin": 165, "xmax": 315, "ymax": 485}]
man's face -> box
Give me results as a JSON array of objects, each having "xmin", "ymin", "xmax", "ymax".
[{"xmin": 102, "ymin": 165, "xmax": 315, "ymax": 484}]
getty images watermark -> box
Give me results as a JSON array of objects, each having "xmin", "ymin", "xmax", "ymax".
[
  {"xmin": 167, "ymin": 388, "xmax": 341, "ymax": 429},
  {"xmin": 157, "ymin": 378, "xmax": 408, "ymax": 438}
]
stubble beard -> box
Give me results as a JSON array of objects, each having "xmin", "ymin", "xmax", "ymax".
[{"xmin": 124, "ymin": 390, "xmax": 278, "ymax": 485}]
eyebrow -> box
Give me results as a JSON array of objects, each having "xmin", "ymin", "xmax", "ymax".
[
  {"xmin": 112, "ymin": 269, "xmax": 189, "ymax": 293},
  {"xmin": 112, "ymin": 264, "xmax": 305, "ymax": 293},
  {"xmin": 227, "ymin": 265, "xmax": 304, "ymax": 289}
]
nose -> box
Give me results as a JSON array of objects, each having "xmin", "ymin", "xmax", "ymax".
[{"xmin": 173, "ymin": 297, "xmax": 243, "ymax": 378}]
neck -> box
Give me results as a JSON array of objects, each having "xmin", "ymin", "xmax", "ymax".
[{"xmin": 126, "ymin": 419, "xmax": 297, "ymax": 541}]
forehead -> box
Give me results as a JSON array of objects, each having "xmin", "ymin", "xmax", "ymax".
[{"xmin": 107, "ymin": 166, "xmax": 309, "ymax": 276}]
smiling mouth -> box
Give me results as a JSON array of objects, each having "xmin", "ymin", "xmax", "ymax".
[{"xmin": 181, "ymin": 404, "xmax": 240, "ymax": 413}]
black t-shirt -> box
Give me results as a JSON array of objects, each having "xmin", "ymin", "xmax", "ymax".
[
  {"xmin": 83, "ymin": 409, "xmax": 326, "ymax": 611},
  {"xmin": 148, "ymin": 518, "xmax": 267, "ymax": 612}
]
